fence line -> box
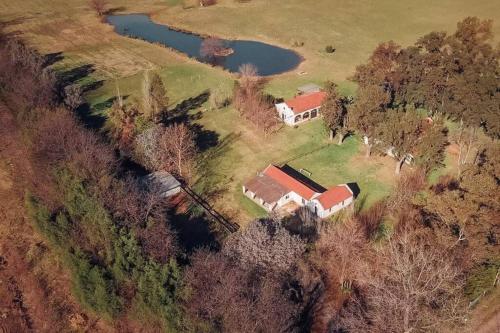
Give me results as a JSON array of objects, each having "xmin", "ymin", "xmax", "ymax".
[{"xmin": 182, "ymin": 185, "xmax": 239, "ymax": 233}]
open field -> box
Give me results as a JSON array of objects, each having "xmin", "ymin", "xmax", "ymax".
[
  {"xmin": 2, "ymin": 0, "xmax": 499, "ymax": 97},
  {"xmin": 1, "ymin": 0, "xmax": 498, "ymax": 223},
  {"xmin": 153, "ymin": 0, "xmax": 500, "ymax": 96}
]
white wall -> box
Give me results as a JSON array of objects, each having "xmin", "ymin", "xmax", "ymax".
[
  {"xmin": 163, "ymin": 186, "xmax": 181, "ymax": 198},
  {"xmin": 275, "ymin": 103, "xmax": 295, "ymax": 125},
  {"xmin": 275, "ymin": 103, "xmax": 321, "ymax": 126},
  {"xmin": 314, "ymin": 195, "xmax": 353, "ymax": 218},
  {"xmin": 243, "ymin": 183, "xmax": 354, "ymax": 218}
]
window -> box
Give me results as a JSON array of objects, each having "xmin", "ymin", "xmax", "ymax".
[
  {"xmin": 303, "ymin": 111, "xmax": 310, "ymax": 119},
  {"xmin": 294, "ymin": 115, "xmax": 302, "ymax": 123},
  {"xmin": 302, "ymin": 198, "xmax": 305, "ymax": 204},
  {"xmin": 311, "ymin": 109, "xmax": 318, "ymax": 118}
]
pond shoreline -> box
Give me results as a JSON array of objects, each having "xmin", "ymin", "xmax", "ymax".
[{"xmin": 105, "ymin": 13, "xmax": 304, "ymax": 77}]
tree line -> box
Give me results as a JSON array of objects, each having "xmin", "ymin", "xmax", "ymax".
[{"xmin": 321, "ymin": 17, "xmax": 499, "ymax": 175}]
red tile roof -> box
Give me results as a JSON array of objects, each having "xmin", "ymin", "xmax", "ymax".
[
  {"xmin": 263, "ymin": 165, "xmax": 317, "ymax": 200},
  {"xmin": 285, "ymin": 91, "xmax": 327, "ymax": 115},
  {"xmin": 316, "ymin": 185, "xmax": 353, "ymax": 210}
]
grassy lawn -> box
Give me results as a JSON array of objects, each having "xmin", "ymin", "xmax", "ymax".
[
  {"xmin": 194, "ymin": 107, "xmax": 396, "ymax": 224},
  {"xmin": 86, "ymin": 63, "xmax": 233, "ymax": 113}
]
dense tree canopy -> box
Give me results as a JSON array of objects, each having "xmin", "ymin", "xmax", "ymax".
[{"xmin": 321, "ymin": 81, "xmax": 350, "ymax": 144}]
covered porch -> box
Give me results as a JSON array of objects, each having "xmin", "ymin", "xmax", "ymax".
[{"xmin": 293, "ymin": 108, "xmax": 319, "ymax": 124}]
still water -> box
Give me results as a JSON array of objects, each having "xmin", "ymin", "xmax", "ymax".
[{"xmin": 107, "ymin": 14, "xmax": 302, "ymax": 76}]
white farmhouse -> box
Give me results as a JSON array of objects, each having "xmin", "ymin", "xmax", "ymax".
[
  {"xmin": 242, "ymin": 164, "xmax": 354, "ymax": 218},
  {"xmin": 275, "ymin": 91, "xmax": 327, "ymax": 126}
]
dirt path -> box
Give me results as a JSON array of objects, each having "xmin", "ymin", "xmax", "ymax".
[
  {"xmin": 468, "ymin": 288, "xmax": 500, "ymax": 333},
  {"xmin": 475, "ymin": 311, "xmax": 500, "ymax": 333}
]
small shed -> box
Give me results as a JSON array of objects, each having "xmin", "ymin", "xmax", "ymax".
[
  {"xmin": 297, "ymin": 83, "xmax": 322, "ymax": 95},
  {"xmin": 144, "ymin": 171, "xmax": 181, "ymax": 198}
]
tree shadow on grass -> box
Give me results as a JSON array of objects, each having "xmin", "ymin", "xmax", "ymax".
[
  {"xmin": 75, "ymin": 103, "xmax": 107, "ymax": 130},
  {"xmin": 43, "ymin": 51, "xmax": 64, "ymax": 68},
  {"xmin": 193, "ymin": 132, "xmax": 241, "ymax": 202},
  {"xmin": 57, "ymin": 64, "xmax": 95, "ymax": 86},
  {"xmin": 56, "ymin": 63, "xmax": 104, "ymax": 93},
  {"xmin": 93, "ymin": 95, "xmax": 130, "ymax": 113},
  {"xmin": 162, "ymin": 90, "xmax": 210, "ymax": 124},
  {"xmin": 161, "ymin": 90, "xmax": 221, "ymax": 153},
  {"xmin": 76, "ymin": 95, "xmax": 130, "ymax": 131},
  {"xmin": 192, "ymin": 123, "xmax": 219, "ymax": 151},
  {"xmin": 169, "ymin": 210, "xmax": 220, "ymax": 254}
]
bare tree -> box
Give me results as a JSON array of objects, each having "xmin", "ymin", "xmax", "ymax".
[
  {"xmin": 200, "ymin": 37, "xmax": 225, "ymax": 58},
  {"xmin": 308, "ymin": 221, "xmax": 371, "ymax": 333},
  {"xmin": 239, "ymin": 63, "xmax": 258, "ymax": 78},
  {"xmin": 160, "ymin": 123, "xmax": 197, "ymax": 178},
  {"xmin": 88, "ymin": 0, "xmax": 108, "ymax": 16},
  {"xmin": 183, "ymin": 249, "xmax": 299, "ymax": 333},
  {"xmin": 0, "ymin": 38, "xmax": 56, "ymax": 111},
  {"xmin": 134, "ymin": 123, "xmax": 196, "ymax": 178},
  {"xmin": 134, "ymin": 125, "xmax": 164, "ymax": 170},
  {"xmin": 141, "ymin": 71, "xmax": 168, "ymax": 121},
  {"xmin": 233, "ymin": 64, "xmax": 279, "ymax": 135},
  {"xmin": 338, "ymin": 221, "xmax": 468, "ymax": 333},
  {"xmin": 354, "ymin": 201, "xmax": 386, "ymax": 240},
  {"xmin": 223, "ymin": 219, "xmax": 306, "ymax": 274}
]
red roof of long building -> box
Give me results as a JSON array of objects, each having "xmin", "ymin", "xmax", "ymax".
[
  {"xmin": 316, "ymin": 185, "xmax": 353, "ymax": 210},
  {"xmin": 285, "ymin": 91, "xmax": 327, "ymax": 115},
  {"xmin": 263, "ymin": 165, "xmax": 317, "ymax": 200}
]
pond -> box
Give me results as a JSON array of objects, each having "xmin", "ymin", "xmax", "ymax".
[{"xmin": 107, "ymin": 14, "xmax": 303, "ymax": 76}]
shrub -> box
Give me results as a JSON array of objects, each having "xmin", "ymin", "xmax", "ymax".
[
  {"xmin": 464, "ymin": 260, "xmax": 500, "ymax": 302},
  {"xmin": 208, "ymin": 86, "xmax": 231, "ymax": 110},
  {"xmin": 325, "ymin": 45, "xmax": 336, "ymax": 53},
  {"xmin": 199, "ymin": 0, "xmax": 216, "ymax": 6}
]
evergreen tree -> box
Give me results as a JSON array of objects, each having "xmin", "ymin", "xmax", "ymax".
[
  {"xmin": 150, "ymin": 72, "xmax": 169, "ymax": 120},
  {"xmin": 142, "ymin": 71, "xmax": 168, "ymax": 121}
]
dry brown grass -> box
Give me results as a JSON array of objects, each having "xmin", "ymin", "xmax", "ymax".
[
  {"xmin": 0, "ymin": 0, "xmax": 227, "ymax": 79},
  {"xmin": 0, "ymin": 105, "xmax": 114, "ymax": 332}
]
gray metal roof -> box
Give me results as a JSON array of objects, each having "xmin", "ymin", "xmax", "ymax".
[
  {"xmin": 144, "ymin": 171, "xmax": 181, "ymax": 193},
  {"xmin": 297, "ymin": 83, "xmax": 322, "ymax": 94}
]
